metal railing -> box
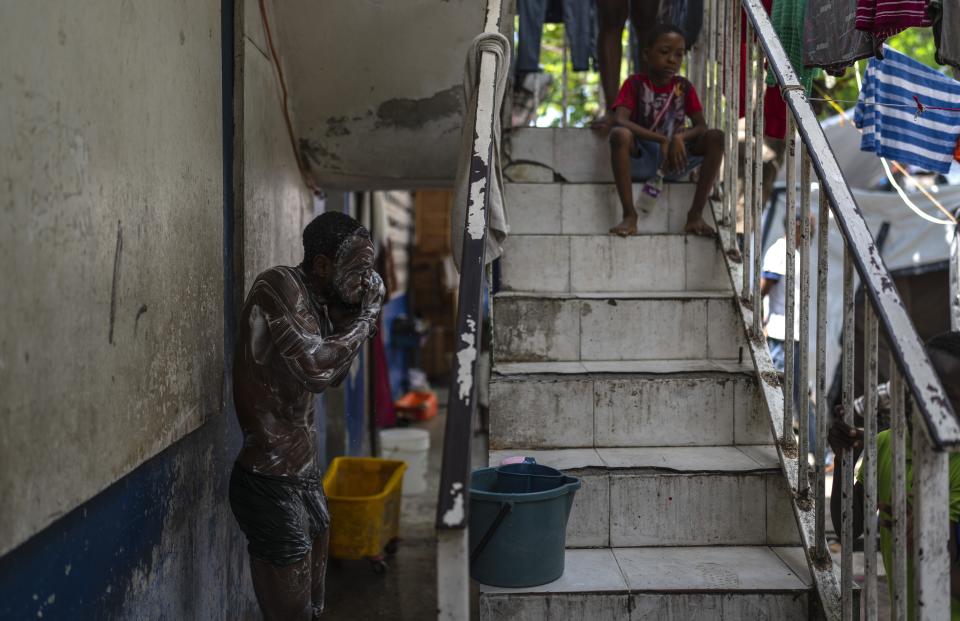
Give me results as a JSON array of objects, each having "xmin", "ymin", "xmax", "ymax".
[
  {"xmin": 694, "ymin": 0, "xmax": 960, "ymax": 618},
  {"xmin": 435, "ymin": 1, "xmax": 503, "ymax": 619}
]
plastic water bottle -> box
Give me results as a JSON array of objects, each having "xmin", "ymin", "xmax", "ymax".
[{"xmin": 636, "ymin": 171, "xmax": 664, "ymax": 216}]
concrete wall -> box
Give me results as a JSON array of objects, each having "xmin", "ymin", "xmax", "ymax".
[
  {"xmin": 0, "ymin": 0, "xmax": 225, "ymax": 556},
  {"xmin": 241, "ymin": 0, "xmax": 314, "ymax": 288},
  {"xmin": 0, "ymin": 0, "xmax": 313, "ymax": 617},
  {"xmin": 268, "ymin": 0, "xmax": 492, "ymax": 189}
]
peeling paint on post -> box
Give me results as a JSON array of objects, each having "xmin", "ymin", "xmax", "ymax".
[{"xmin": 456, "ymin": 318, "xmax": 478, "ymax": 403}]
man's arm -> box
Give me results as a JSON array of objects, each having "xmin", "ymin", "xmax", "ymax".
[{"xmin": 252, "ymin": 270, "xmax": 384, "ymax": 393}]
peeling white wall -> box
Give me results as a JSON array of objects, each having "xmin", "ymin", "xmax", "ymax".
[
  {"xmin": 268, "ymin": 0, "xmax": 490, "ymax": 189},
  {"xmin": 0, "ymin": 1, "xmax": 224, "ymax": 554}
]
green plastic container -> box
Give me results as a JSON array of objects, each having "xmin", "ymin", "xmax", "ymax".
[{"xmin": 468, "ymin": 466, "xmax": 581, "ymax": 588}]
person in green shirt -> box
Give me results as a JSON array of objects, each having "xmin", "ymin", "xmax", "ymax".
[{"xmin": 830, "ymin": 331, "xmax": 960, "ymax": 618}]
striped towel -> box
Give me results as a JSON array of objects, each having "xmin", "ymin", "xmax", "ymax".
[{"xmin": 855, "ymin": 47, "xmax": 960, "ymax": 174}]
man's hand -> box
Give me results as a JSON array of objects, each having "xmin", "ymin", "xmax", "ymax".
[
  {"xmin": 664, "ymin": 135, "xmax": 687, "ymax": 173},
  {"xmin": 357, "ymin": 271, "xmax": 385, "ymax": 336},
  {"xmin": 828, "ymin": 410, "xmax": 864, "ymax": 456}
]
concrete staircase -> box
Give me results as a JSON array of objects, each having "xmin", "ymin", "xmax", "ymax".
[{"xmin": 479, "ymin": 128, "xmax": 813, "ymax": 620}]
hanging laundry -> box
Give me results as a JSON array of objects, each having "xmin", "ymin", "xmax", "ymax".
[
  {"xmin": 657, "ymin": 0, "xmax": 705, "ymax": 49},
  {"xmin": 803, "ymin": 0, "xmax": 873, "ymax": 76},
  {"xmin": 929, "ymin": 0, "xmax": 960, "ymax": 72},
  {"xmin": 769, "ymin": 0, "xmax": 818, "ymax": 92},
  {"xmin": 855, "ymin": 47, "xmax": 960, "ymax": 175},
  {"xmin": 515, "ymin": 0, "xmax": 596, "ymax": 80},
  {"xmin": 855, "ymin": 0, "xmax": 931, "ymax": 55}
]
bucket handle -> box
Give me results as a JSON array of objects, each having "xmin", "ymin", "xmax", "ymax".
[{"xmin": 470, "ymin": 501, "xmax": 513, "ymax": 565}]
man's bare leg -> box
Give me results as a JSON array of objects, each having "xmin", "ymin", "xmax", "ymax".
[
  {"xmin": 250, "ymin": 555, "xmax": 314, "ymax": 621},
  {"xmin": 594, "ymin": 0, "xmax": 629, "ymax": 133},
  {"xmin": 609, "ymin": 127, "xmax": 639, "ymax": 236},
  {"xmin": 684, "ymin": 129, "xmax": 725, "ymax": 237},
  {"xmin": 310, "ymin": 531, "xmax": 331, "ymax": 619}
]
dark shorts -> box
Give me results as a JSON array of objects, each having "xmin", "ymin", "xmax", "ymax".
[
  {"xmin": 630, "ymin": 137, "xmax": 704, "ymax": 182},
  {"xmin": 229, "ymin": 462, "xmax": 330, "ymax": 566}
]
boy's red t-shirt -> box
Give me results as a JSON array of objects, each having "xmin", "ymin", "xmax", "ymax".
[{"xmin": 612, "ymin": 74, "xmax": 702, "ymax": 135}]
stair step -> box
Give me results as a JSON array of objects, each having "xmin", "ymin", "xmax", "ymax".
[
  {"xmin": 493, "ymin": 294, "xmax": 744, "ymax": 363},
  {"xmin": 489, "ymin": 370, "xmax": 769, "ymax": 449},
  {"xmin": 506, "ymin": 128, "xmax": 633, "ymax": 184},
  {"xmin": 486, "ymin": 447, "xmax": 797, "ymax": 548},
  {"xmin": 478, "ymin": 546, "xmax": 811, "ymax": 620},
  {"xmin": 499, "ymin": 234, "xmax": 730, "ymax": 294},
  {"xmin": 504, "ymin": 182, "xmax": 708, "ymax": 235}
]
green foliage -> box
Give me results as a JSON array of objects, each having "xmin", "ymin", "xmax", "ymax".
[{"xmin": 533, "ymin": 24, "xmax": 602, "ymax": 127}]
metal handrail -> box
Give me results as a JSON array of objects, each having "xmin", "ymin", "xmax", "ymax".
[
  {"xmin": 741, "ymin": 0, "xmax": 959, "ymax": 449},
  {"xmin": 435, "ymin": 1, "xmax": 503, "ymax": 618},
  {"xmin": 698, "ymin": 0, "xmax": 960, "ymax": 618}
]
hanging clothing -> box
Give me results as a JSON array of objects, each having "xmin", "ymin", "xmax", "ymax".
[
  {"xmin": 515, "ymin": 0, "xmax": 596, "ymax": 78},
  {"xmin": 930, "ymin": 0, "xmax": 960, "ymax": 71},
  {"xmin": 657, "ymin": 0, "xmax": 705, "ymax": 49},
  {"xmin": 768, "ymin": 0, "xmax": 818, "ymax": 92},
  {"xmin": 855, "ymin": 0, "xmax": 931, "ymax": 55},
  {"xmin": 803, "ymin": 0, "xmax": 873, "ymax": 75},
  {"xmin": 735, "ymin": 0, "xmax": 788, "ymax": 140},
  {"xmin": 855, "ymin": 47, "xmax": 960, "ymax": 175}
]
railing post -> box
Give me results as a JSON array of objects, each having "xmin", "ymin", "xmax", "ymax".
[
  {"xmin": 797, "ymin": 123, "xmax": 812, "ymax": 496},
  {"xmin": 814, "ymin": 184, "xmax": 828, "ymax": 561},
  {"xmin": 784, "ymin": 114, "xmax": 796, "ymax": 446},
  {"xmin": 436, "ymin": 2, "xmax": 503, "ymax": 619},
  {"xmin": 751, "ymin": 38, "xmax": 764, "ymax": 339},
  {"xmin": 841, "ymin": 246, "xmax": 855, "ymax": 620},
  {"xmin": 891, "ymin": 364, "xmax": 908, "ymax": 619},
  {"xmin": 951, "ymin": 218, "xmax": 959, "ymax": 331},
  {"xmin": 913, "ymin": 411, "xmax": 952, "ymax": 619},
  {"xmin": 741, "ymin": 20, "xmax": 753, "ymax": 301},
  {"xmin": 863, "ymin": 300, "xmax": 879, "ymax": 620}
]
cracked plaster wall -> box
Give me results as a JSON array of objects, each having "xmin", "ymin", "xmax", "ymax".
[{"xmin": 268, "ymin": 0, "xmax": 494, "ymax": 189}]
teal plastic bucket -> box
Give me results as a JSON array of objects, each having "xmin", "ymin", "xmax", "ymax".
[{"xmin": 469, "ymin": 466, "xmax": 581, "ymax": 588}]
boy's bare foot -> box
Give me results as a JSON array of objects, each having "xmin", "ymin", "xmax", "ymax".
[
  {"xmin": 684, "ymin": 216, "xmax": 716, "ymax": 237},
  {"xmin": 610, "ymin": 216, "xmax": 639, "ymax": 237}
]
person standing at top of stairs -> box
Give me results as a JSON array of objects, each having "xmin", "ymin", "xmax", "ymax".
[{"xmin": 607, "ymin": 23, "xmax": 725, "ymax": 238}]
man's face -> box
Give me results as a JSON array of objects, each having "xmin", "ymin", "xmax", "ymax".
[{"xmin": 333, "ymin": 236, "xmax": 375, "ymax": 306}]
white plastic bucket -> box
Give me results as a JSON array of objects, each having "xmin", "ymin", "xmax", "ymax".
[{"xmin": 379, "ymin": 428, "xmax": 430, "ymax": 495}]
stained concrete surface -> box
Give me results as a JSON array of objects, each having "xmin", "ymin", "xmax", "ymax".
[{"xmin": 322, "ymin": 388, "xmax": 487, "ymax": 620}]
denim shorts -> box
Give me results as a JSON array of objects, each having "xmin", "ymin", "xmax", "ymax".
[{"xmin": 630, "ymin": 138, "xmax": 704, "ymax": 182}]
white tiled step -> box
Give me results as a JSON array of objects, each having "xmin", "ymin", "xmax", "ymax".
[
  {"xmin": 478, "ymin": 546, "xmax": 811, "ymax": 620},
  {"xmin": 492, "ymin": 294, "xmax": 744, "ymax": 363},
  {"xmin": 499, "ymin": 234, "xmax": 730, "ymax": 293},
  {"xmin": 486, "ymin": 447, "xmax": 798, "ymax": 548},
  {"xmin": 505, "ymin": 182, "xmax": 712, "ymax": 235},
  {"xmin": 505, "ymin": 128, "xmax": 623, "ymax": 184},
  {"xmin": 489, "ymin": 371, "xmax": 769, "ymax": 449}
]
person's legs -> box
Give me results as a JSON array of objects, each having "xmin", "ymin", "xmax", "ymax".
[
  {"xmin": 629, "ymin": 0, "xmax": 661, "ymax": 66},
  {"xmin": 250, "ymin": 555, "xmax": 314, "ymax": 621},
  {"xmin": 684, "ymin": 128, "xmax": 724, "ymax": 236},
  {"xmin": 610, "ymin": 127, "xmax": 639, "ymax": 236},
  {"xmin": 595, "ymin": 0, "xmax": 629, "ymax": 128},
  {"xmin": 310, "ymin": 530, "xmax": 331, "ymax": 619}
]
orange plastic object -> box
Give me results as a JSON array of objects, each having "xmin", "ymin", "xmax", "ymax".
[
  {"xmin": 323, "ymin": 457, "xmax": 406, "ymax": 560},
  {"xmin": 394, "ymin": 390, "xmax": 439, "ymax": 421}
]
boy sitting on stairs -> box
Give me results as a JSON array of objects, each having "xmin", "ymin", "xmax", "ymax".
[{"xmin": 608, "ymin": 23, "xmax": 725, "ymax": 238}]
